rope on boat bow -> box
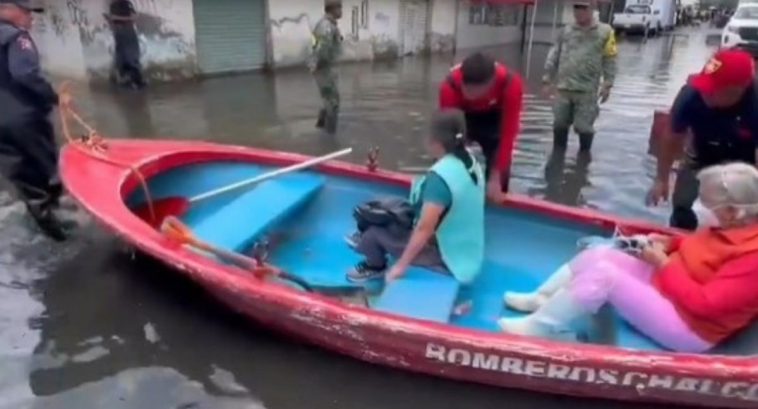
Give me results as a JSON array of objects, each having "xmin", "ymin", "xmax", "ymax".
[{"xmin": 57, "ymin": 83, "xmax": 157, "ymax": 224}]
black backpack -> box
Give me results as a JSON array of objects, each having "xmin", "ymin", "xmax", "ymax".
[{"xmin": 353, "ymin": 198, "xmax": 415, "ymax": 232}]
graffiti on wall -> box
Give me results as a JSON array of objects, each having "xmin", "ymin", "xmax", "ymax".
[
  {"xmin": 469, "ymin": 4, "xmax": 521, "ymax": 27},
  {"xmin": 66, "ymin": 0, "xmax": 89, "ymax": 27},
  {"xmin": 40, "ymin": 0, "xmax": 195, "ymax": 81}
]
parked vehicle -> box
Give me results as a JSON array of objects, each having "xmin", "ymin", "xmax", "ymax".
[
  {"xmin": 613, "ymin": 4, "xmax": 661, "ymax": 35},
  {"xmin": 613, "ymin": 0, "xmax": 677, "ymax": 35},
  {"xmin": 722, "ymin": 4, "xmax": 758, "ymax": 56}
]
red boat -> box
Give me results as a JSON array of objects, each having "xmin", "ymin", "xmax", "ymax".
[{"xmin": 60, "ymin": 139, "xmax": 758, "ymax": 408}]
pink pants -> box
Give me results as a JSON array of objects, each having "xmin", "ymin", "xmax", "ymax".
[{"xmin": 568, "ymin": 247, "xmax": 713, "ymax": 353}]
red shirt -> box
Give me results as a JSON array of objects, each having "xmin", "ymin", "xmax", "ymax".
[
  {"xmin": 438, "ymin": 63, "xmax": 524, "ymax": 174},
  {"xmin": 654, "ymin": 227, "xmax": 758, "ymax": 344}
]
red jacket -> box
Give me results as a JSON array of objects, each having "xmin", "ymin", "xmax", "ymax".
[
  {"xmin": 439, "ymin": 63, "xmax": 524, "ymax": 175},
  {"xmin": 654, "ymin": 226, "xmax": 758, "ymax": 344}
]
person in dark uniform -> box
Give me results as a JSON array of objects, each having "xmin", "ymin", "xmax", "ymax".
[
  {"xmin": 105, "ymin": 0, "xmax": 145, "ymax": 89},
  {"xmin": 648, "ymin": 49, "xmax": 758, "ymax": 230},
  {"xmin": 0, "ymin": 0, "xmax": 72, "ymax": 240}
]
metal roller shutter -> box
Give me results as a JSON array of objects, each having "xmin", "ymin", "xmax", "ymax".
[
  {"xmin": 400, "ymin": 0, "xmax": 429, "ymax": 56},
  {"xmin": 193, "ymin": 0, "xmax": 267, "ymax": 74}
]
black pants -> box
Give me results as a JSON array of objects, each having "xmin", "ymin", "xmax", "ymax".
[
  {"xmin": 0, "ymin": 116, "xmax": 62, "ymax": 206},
  {"xmin": 670, "ymin": 164, "xmax": 699, "ymax": 230},
  {"xmin": 469, "ymin": 130, "xmax": 510, "ymax": 192},
  {"xmin": 114, "ymin": 29, "xmax": 145, "ymax": 87}
]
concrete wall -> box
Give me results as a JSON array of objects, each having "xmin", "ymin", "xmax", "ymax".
[
  {"xmin": 32, "ymin": 0, "xmax": 197, "ymax": 82},
  {"xmin": 455, "ymin": 0, "xmax": 524, "ymax": 50},
  {"xmin": 268, "ymin": 0, "xmax": 406, "ymax": 68},
  {"xmin": 429, "ymin": 0, "xmax": 456, "ymax": 53},
  {"xmin": 528, "ymin": 0, "xmax": 568, "ymax": 45}
]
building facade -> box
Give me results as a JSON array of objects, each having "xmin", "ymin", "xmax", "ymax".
[{"xmin": 31, "ymin": 0, "xmax": 531, "ymax": 83}]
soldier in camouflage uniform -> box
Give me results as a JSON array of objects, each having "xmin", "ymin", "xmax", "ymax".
[
  {"xmin": 309, "ymin": 0, "xmax": 343, "ymax": 135},
  {"xmin": 542, "ymin": 0, "xmax": 617, "ymax": 152}
]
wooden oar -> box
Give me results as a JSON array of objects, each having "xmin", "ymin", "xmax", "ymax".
[
  {"xmin": 160, "ymin": 216, "xmax": 312, "ymax": 291},
  {"xmin": 133, "ymin": 148, "xmax": 353, "ymax": 227}
]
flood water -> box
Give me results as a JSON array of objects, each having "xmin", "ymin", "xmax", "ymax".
[{"xmin": 0, "ymin": 28, "xmax": 722, "ymax": 409}]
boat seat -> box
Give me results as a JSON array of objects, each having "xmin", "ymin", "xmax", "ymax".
[
  {"xmin": 373, "ymin": 267, "xmax": 460, "ymax": 323},
  {"xmin": 192, "ymin": 173, "xmax": 324, "ymax": 253}
]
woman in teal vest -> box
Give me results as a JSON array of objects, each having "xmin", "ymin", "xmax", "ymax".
[{"xmin": 347, "ymin": 109, "xmax": 486, "ymax": 283}]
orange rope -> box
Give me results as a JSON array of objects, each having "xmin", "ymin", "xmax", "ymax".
[{"xmin": 58, "ymin": 83, "xmax": 157, "ymax": 223}]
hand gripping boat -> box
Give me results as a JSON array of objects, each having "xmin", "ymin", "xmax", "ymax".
[{"xmin": 60, "ymin": 139, "xmax": 758, "ymax": 408}]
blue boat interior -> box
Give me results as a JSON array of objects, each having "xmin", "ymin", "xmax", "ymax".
[{"xmin": 127, "ymin": 160, "xmax": 758, "ymax": 356}]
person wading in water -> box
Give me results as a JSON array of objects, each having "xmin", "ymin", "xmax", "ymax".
[
  {"xmin": 0, "ymin": 0, "xmax": 75, "ymax": 240},
  {"xmin": 105, "ymin": 0, "xmax": 146, "ymax": 89}
]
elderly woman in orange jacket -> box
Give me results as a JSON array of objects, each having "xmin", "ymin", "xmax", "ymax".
[{"xmin": 499, "ymin": 162, "xmax": 758, "ymax": 352}]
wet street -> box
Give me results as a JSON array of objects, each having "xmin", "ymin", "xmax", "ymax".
[{"xmin": 0, "ymin": 28, "xmax": 721, "ymax": 409}]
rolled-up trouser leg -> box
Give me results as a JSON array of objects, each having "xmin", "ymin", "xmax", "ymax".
[{"xmin": 670, "ymin": 163, "xmax": 699, "ymax": 230}]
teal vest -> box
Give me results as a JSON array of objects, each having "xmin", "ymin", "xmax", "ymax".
[{"xmin": 410, "ymin": 153, "xmax": 485, "ymax": 284}]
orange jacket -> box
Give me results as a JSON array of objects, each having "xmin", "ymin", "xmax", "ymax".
[{"xmin": 655, "ymin": 225, "xmax": 758, "ymax": 344}]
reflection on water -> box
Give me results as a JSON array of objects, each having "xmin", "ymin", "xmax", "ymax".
[{"xmin": 1, "ymin": 28, "xmax": 719, "ymax": 409}]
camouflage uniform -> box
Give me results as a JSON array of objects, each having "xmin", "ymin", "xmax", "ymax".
[
  {"xmin": 543, "ymin": 19, "xmax": 617, "ymax": 150},
  {"xmin": 309, "ymin": 15, "xmax": 342, "ymax": 134}
]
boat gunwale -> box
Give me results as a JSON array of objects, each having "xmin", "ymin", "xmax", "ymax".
[{"xmin": 60, "ymin": 139, "xmax": 758, "ymax": 408}]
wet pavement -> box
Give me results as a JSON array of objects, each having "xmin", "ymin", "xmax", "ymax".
[{"xmin": 0, "ymin": 28, "xmax": 720, "ymax": 409}]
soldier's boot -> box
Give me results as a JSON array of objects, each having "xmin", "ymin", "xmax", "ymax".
[
  {"xmin": 316, "ymin": 109, "xmax": 326, "ymax": 129},
  {"xmin": 579, "ymin": 133, "xmax": 595, "ymax": 153},
  {"xmin": 553, "ymin": 128, "xmax": 569, "ymax": 150}
]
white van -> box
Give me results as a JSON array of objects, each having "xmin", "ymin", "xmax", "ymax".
[
  {"xmin": 613, "ymin": 4, "xmax": 662, "ymax": 34},
  {"xmin": 722, "ymin": 4, "xmax": 758, "ymax": 55},
  {"xmin": 612, "ymin": 0, "xmax": 676, "ymax": 35}
]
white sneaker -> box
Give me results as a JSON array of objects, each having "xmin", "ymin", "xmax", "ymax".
[{"xmin": 503, "ymin": 292, "xmax": 548, "ymax": 313}]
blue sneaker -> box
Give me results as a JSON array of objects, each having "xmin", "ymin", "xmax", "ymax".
[{"xmin": 347, "ymin": 262, "xmax": 386, "ymax": 283}]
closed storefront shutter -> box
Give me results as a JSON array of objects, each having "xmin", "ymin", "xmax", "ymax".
[
  {"xmin": 193, "ymin": 0, "xmax": 267, "ymax": 74},
  {"xmin": 400, "ymin": 0, "xmax": 429, "ymax": 56}
]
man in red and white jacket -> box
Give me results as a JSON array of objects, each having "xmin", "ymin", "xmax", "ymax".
[{"xmin": 439, "ymin": 52, "xmax": 524, "ymax": 201}]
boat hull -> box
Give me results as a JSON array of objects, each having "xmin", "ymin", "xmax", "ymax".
[{"xmin": 60, "ymin": 140, "xmax": 758, "ymax": 408}]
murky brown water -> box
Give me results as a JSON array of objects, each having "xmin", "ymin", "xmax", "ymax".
[{"xmin": 0, "ymin": 28, "xmax": 721, "ymax": 409}]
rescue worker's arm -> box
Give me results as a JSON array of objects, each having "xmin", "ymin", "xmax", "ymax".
[
  {"xmin": 493, "ymin": 72, "xmax": 524, "ymax": 192},
  {"xmin": 601, "ymin": 30, "xmax": 618, "ymax": 91},
  {"xmin": 7, "ymin": 34, "xmax": 58, "ymax": 108},
  {"xmin": 542, "ymin": 31, "xmax": 563, "ymax": 85},
  {"xmin": 658, "ymin": 88, "xmax": 689, "ymax": 183},
  {"xmin": 438, "ymin": 79, "xmax": 462, "ymax": 109}
]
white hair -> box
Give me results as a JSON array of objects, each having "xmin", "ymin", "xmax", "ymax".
[{"xmin": 697, "ymin": 162, "xmax": 758, "ymax": 222}]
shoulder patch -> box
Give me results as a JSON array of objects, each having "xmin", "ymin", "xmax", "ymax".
[
  {"xmin": 17, "ymin": 36, "xmax": 33, "ymax": 51},
  {"xmin": 603, "ymin": 30, "xmax": 618, "ymax": 57}
]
